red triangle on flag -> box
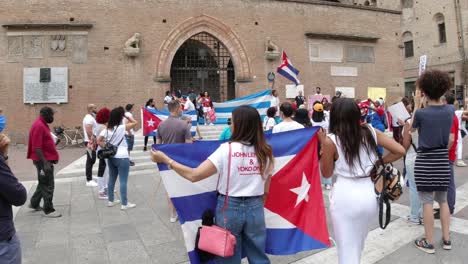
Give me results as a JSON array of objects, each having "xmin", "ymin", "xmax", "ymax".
[
  {"xmin": 142, "ymin": 107, "xmax": 161, "ymax": 136},
  {"xmin": 265, "ymin": 136, "xmax": 330, "ymax": 246}
]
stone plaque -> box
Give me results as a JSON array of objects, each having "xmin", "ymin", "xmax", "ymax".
[
  {"xmin": 8, "ymin": 36, "xmax": 23, "ymax": 57},
  {"xmin": 331, "ymin": 66, "xmax": 358, "ymax": 77},
  {"xmin": 24, "ymin": 36, "xmax": 44, "ymax": 58},
  {"xmin": 24, "ymin": 67, "xmax": 68, "ymax": 104},
  {"xmin": 71, "ymin": 35, "xmax": 88, "ymax": 63}
]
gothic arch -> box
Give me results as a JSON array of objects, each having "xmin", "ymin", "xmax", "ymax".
[{"xmin": 155, "ymin": 15, "xmax": 252, "ymax": 82}]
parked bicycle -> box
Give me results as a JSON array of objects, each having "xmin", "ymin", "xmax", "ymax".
[{"xmin": 53, "ymin": 126, "xmax": 85, "ymax": 149}]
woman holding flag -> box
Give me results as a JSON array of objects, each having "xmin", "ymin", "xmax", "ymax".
[
  {"xmin": 151, "ymin": 105, "xmax": 274, "ymax": 263},
  {"xmin": 318, "ymin": 98, "xmax": 404, "ymax": 264}
]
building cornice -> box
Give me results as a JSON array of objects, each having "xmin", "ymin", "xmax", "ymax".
[
  {"xmin": 305, "ymin": 32, "xmax": 380, "ymax": 42},
  {"xmin": 275, "ymin": 0, "xmax": 401, "ymax": 14},
  {"xmin": 2, "ymin": 23, "xmax": 93, "ymax": 30}
]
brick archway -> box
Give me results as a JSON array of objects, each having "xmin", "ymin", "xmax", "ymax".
[{"xmin": 155, "ymin": 15, "xmax": 252, "ymax": 83}]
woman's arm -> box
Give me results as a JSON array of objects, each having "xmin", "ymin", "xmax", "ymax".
[
  {"xmin": 97, "ymin": 135, "xmax": 106, "ymax": 148},
  {"xmin": 320, "ymin": 137, "xmax": 337, "ymax": 178},
  {"xmin": 400, "ymin": 120, "xmax": 412, "ymax": 151},
  {"xmin": 150, "ymin": 150, "xmax": 217, "ymax": 182},
  {"xmin": 376, "ymin": 130, "xmax": 405, "ymax": 164},
  {"xmin": 124, "ymin": 117, "xmax": 137, "ymax": 131}
]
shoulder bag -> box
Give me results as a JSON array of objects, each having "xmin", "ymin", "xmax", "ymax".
[
  {"xmin": 197, "ymin": 143, "xmax": 237, "ymax": 258},
  {"xmin": 97, "ymin": 126, "xmax": 125, "ymax": 159}
]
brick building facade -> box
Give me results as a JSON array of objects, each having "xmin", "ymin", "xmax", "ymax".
[{"xmin": 0, "ymin": 0, "xmax": 402, "ymax": 143}]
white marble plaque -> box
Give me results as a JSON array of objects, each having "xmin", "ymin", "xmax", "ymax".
[
  {"xmin": 335, "ymin": 87, "xmax": 355, "ymax": 98},
  {"xmin": 331, "ymin": 66, "xmax": 358, "ymax": 77},
  {"xmin": 286, "ymin": 84, "xmax": 304, "ymax": 99},
  {"xmin": 23, "ymin": 67, "xmax": 68, "ymax": 104}
]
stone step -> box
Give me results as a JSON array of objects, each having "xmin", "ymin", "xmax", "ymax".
[{"xmin": 56, "ymin": 160, "xmax": 157, "ymax": 178}]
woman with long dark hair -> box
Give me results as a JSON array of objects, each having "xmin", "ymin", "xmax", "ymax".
[
  {"xmin": 151, "ymin": 105, "xmax": 274, "ymax": 263},
  {"xmin": 144, "ymin": 98, "xmax": 157, "ymax": 151},
  {"xmin": 319, "ymin": 98, "xmax": 404, "ymax": 264},
  {"xmin": 98, "ymin": 107, "xmax": 138, "ymax": 210}
]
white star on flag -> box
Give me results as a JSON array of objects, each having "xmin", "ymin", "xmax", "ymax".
[
  {"xmin": 147, "ymin": 119, "xmax": 155, "ymax": 127},
  {"xmin": 290, "ymin": 173, "xmax": 311, "ymax": 207}
]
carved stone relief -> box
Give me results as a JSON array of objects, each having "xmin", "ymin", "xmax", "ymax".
[
  {"xmin": 24, "ymin": 36, "xmax": 44, "ymax": 58},
  {"xmin": 71, "ymin": 35, "xmax": 88, "ymax": 64},
  {"xmin": 49, "ymin": 35, "xmax": 67, "ymax": 57}
]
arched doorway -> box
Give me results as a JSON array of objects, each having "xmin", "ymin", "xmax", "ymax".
[{"xmin": 170, "ymin": 32, "xmax": 235, "ymax": 102}]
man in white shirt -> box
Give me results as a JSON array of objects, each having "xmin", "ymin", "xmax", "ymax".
[
  {"xmin": 124, "ymin": 104, "xmax": 137, "ymax": 166},
  {"xmin": 184, "ymin": 97, "xmax": 195, "ymax": 111},
  {"xmin": 164, "ymin": 91, "xmax": 173, "ymax": 111},
  {"xmin": 272, "ymin": 102, "xmax": 304, "ymax": 133},
  {"xmin": 83, "ymin": 104, "xmax": 98, "ymax": 187},
  {"xmin": 270, "ymin": 89, "xmax": 280, "ymax": 118}
]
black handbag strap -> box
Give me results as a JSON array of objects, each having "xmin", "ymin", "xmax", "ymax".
[{"xmin": 106, "ymin": 126, "xmax": 125, "ymax": 146}]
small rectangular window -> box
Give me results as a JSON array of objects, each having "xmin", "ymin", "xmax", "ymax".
[
  {"xmin": 404, "ymin": 41, "xmax": 414, "ymax": 58},
  {"xmin": 438, "ymin": 23, "xmax": 447, "ymax": 43}
]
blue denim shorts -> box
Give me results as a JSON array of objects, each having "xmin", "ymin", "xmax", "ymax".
[{"xmin": 126, "ymin": 135, "xmax": 134, "ymax": 151}]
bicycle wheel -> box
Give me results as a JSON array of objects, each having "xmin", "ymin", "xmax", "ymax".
[{"xmin": 56, "ymin": 134, "xmax": 67, "ymax": 150}]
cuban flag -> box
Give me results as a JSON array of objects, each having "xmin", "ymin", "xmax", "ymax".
[
  {"xmin": 155, "ymin": 127, "xmax": 330, "ymax": 263},
  {"xmin": 212, "ymin": 89, "xmax": 272, "ymax": 125},
  {"xmin": 142, "ymin": 107, "xmax": 198, "ymax": 137},
  {"xmin": 277, "ymin": 51, "xmax": 300, "ymax": 85}
]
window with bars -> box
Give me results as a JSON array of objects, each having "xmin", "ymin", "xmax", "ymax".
[{"xmin": 404, "ymin": 41, "xmax": 414, "ymax": 58}]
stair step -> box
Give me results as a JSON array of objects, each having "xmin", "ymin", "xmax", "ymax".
[{"xmin": 56, "ymin": 161, "xmax": 157, "ymax": 178}]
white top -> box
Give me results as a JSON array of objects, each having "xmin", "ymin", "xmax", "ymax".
[
  {"xmin": 83, "ymin": 114, "xmax": 97, "ymax": 142},
  {"xmin": 263, "ymin": 116, "xmax": 276, "ymax": 131},
  {"xmin": 272, "ymin": 121, "xmax": 304, "ymax": 133},
  {"xmin": 184, "ymin": 100, "xmax": 195, "ymax": 111},
  {"xmin": 270, "ymin": 96, "xmax": 280, "ymax": 116},
  {"xmin": 208, "ymin": 142, "xmax": 268, "ymax": 197},
  {"xmin": 99, "ymin": 125, "xmax": 128, "ymax": 159},
  {"xmin": 403, "ymin": 119, "xmax": 418, "ymax": 163},
  {"xmin": 312, "ymin": 119, "xmax": 329, "ymax": 131},
  {"xmin": 328, "ymin": 126, "xmax": 378, "ymax": 178},
  {"xmin": 95, "ymin": 124, "xmax": 106, "ymax": 152},
  {"xmin": 123, "ymin": 112, "xmax": 134, "ymax": 135},
  {"xmin": 164, "ymin": 96, "xmax": 172, "ymax": 104}
]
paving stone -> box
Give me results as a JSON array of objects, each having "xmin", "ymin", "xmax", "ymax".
[
  {"xmin": 102, "ymin": 223, "xmax": 139, "ymax": 243},
  {"xmin": 98, "ymin": 207, "xmax": 132, "ymax": 227},
  {"xmin": 32, "ymin": 243, "xmax": 72, "ymax": 264},
  {"xmin": 71, "ymin": 233, "xmax": 110, "ymax": 264},
  {"xmin": 107, "ymin": 240, "xmax": 152, "ymax": 264},
  {"xmin": 70, "ymin": 211, "xmax": 101, "ymax": 237},
  {"xmin": 127, "ymin": 205, "xmax": 160, "ymax": 224},
  {"xmin": 135, "ymin": 219, "xmax": 178, "ymax": 247},
  {"xmin": 147, "ymin": 240, "xmax": 189, "ymax": 264},
  {"xmin": 53, "ymin": 182, "xmax": 72, "ymax": 206}
]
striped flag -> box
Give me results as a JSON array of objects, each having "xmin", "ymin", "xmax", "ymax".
[
  {"xmin": 212, "ymin": 89, "xmax": 272, "ymax": 124},
  {"xmin": 142, "ymin": 107, "xmax": 198, "ymax": 137},
  {"xmin": 155, "ymin": 127, "xmax": 330, "ymax": 263},
  {"xmin": 277, "ymin": 51, "xmax": 300, "ymax": 85}
]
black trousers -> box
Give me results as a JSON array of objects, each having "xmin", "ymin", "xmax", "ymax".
[
  {"xmin": 85, "ymin": 144, "xmax": 96, "ymax": 181},
  {"xmin": 144, "ymin": 136, "xmax": 156, "ymax": 148},
  {"xmin": 97, "ymin": 158, "xmax": 106, "ymax": 177},
  {"xmin": 30, "ymin": 161, "xmax": 55, "ymax": 214}
]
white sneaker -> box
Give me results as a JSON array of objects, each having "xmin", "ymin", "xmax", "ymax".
[
  {"xmin": 121, "ymin": 203, "xmax": 136, "ymax": 210},
  {"xmin": 456, "ymin": 160, "xmax": 467, "ymax": 167},
  {"xmin": 170, "ymin": 214, "xmax": 178, "ymax": 223},
  {"xmin": 86, "ymin": 180, "xmax": 98, "ymax": 187},
  {"xmin": 325, "ymin": 184, "xmax": 332, "ymax": 190},
  {"xmin": 107, "ymin": 200, "xmax": 121, "ymax": 207}
]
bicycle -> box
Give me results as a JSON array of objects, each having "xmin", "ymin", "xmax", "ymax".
[{"xmin": 53, "ymin": 126, "xmax": 85, "ymax": 150}]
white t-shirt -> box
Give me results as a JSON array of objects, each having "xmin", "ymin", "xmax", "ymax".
[
  {"xmin": 272, "ymin": 120, "xmax": 304, "ymax": 133},
  {"xmin": 95, "ymin": 124, "xmax": 106, "ymax": 151},
  {"xmin": 99, "ymin": 125, "xmax": 128, "ymax": 159},
  {"xmin": 208, "ymin": 142, "xmax": 269, "ymax": 197},
  {"xmin": 123, "ymin": 112, "xmax": 134, "ymax": 135},
  {"xmin": 164, "ymin": 96, "xmax": 172, "ymax": 104},
  {"xmin": 184, "ymin": 100, "xmax": 195, "ymax": 111},
  {"xmin": 263, "ymin": 116, "xmax": 276, "ymax": 131},
  {"xmin": 83, "ymin": 114, "xmax": 97, "ymax": 142},
  {"xmin": 312, "ymin": 119, "xmax": 329, "ymax": 131},
  {"xmin": 270, "ymin": 96, "xmax": 280, "ymax": 116}
]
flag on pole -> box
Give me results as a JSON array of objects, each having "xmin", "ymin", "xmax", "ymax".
[
  {"xmin": 142, "ymin": 107, "xmax": 198, "ymax": 137},
  {"xmin": 277, "ymin": 51, "xmax": 300, "ymax": 85},
  {"xmin": 155, "ymin": 127, "xmax": 330, "ymax": 263}
]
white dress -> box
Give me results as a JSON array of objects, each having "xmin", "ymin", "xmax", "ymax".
[{"xmin": 328, "ymin": 127, "xmax": 378, "ymax": 264}]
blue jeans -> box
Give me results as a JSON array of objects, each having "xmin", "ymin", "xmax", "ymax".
[
  {"xmin": 107, "ymin": 158, "xmax": 130, "ymax": 206},
  {"xmin": 215, "ymin": 195, "xmax": 270, "ymax": 264},
  {"xmin": 0, "ymin": 233, "xmax": 21, "ymax": 264},
  {"xmin": 406, "ymin": 160, "xmax": 422, "ymax": 221},
  {"xmin": 448, "ymin": 161, "xmax": 455, "ymax": 214}
]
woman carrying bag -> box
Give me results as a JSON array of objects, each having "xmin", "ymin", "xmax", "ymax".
[{"xmin": 151, "ymin": 105, "xmax": 274, "ymax": 263}]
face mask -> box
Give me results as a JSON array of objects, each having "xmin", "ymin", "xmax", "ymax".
[
  {"xmin": 0, "ymin": 115, "xmax": 5, "ymax": 132},
  {"xmin": 45, "ymin": 115, "xmax": 54, "ymax": 124}
]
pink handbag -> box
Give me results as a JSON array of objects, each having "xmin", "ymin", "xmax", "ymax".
[{"xmin": 197, "ymin": 143, "xmax": 237, "ymax": 257}]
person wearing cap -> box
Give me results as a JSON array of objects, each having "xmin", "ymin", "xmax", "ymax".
[
  {"xmin": 124, "ymin": 104, "xmax": 137, "ymax": 166},
  {"xmin": 27, "ymin": 107, "xmax": 61, "ymax": 217}
]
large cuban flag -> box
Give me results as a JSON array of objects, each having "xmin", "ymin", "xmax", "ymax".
[
  {"xmin": 212, "ymin": 89, "xmax": 272, "ymax": 124},
  {"xmin": 142, "ymin": 107, "xmax": 198, "ymax": 137},
  {"xmin": 155, "ymin": 127, "xmax": 330, "ymax": 263},
  {"xmin": 277, "ymin": 51, "xmax": 300, "ymax": 85}
]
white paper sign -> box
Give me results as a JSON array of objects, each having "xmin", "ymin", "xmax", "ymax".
[
  {"xmin": 335, "ymin": 87, "xmax": 355, "ymax": 98},
  {"xmin": 419, "ymin": 55, "xmax": 427, "ymax": 76},
  {"xmin": 387, "ymin": 102, "xmax": 411, "ymax": 123},
  {"xmin": 286, "ymin": 84, "xmax": 304, "ymax": 99}
]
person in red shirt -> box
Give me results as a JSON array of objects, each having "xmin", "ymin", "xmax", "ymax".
[
  {"xmin": 445, "ymin": 94, "xmax": 459, "ymax": 216},
  {"xmin": 27, "ymin": 107, "xmax": 61, "ymax": 218}
]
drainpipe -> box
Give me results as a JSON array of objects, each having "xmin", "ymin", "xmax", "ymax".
[{"xmin": 455, "ymin": 0, "xmax": 467, "ymax": 106}]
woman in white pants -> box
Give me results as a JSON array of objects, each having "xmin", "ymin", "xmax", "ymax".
[{"xmin": 318, "ymin": 98, "xmax": 405, "ymax": 264}]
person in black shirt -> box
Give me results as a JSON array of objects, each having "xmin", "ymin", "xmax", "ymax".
[
  {"xmin": 0, "ymin": 133, "xmax": 27, "ymax": 264},
  {"xmin": 295, "ymin": 90, "xmax": 305, "ymax": 108}
]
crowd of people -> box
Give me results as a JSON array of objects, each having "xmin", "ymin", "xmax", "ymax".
[{"xmin": 0, "ymin": 70, "xmax": 466, "ymax": 263}]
